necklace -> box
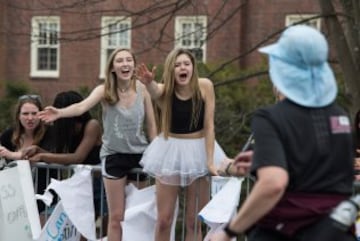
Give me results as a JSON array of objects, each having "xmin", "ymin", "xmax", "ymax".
[{"xmin": 118, "ymin": 83, "xmax": 131, "ymax": 93}]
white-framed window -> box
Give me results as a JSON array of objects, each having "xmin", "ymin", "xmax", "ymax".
[
  {"xmin": 100, "ymin": 16, "xmax": 131, "ymax": 79},
  {"xmin": 30, "ymin": 16, "xmax": 60, "ymax": 78},
  {"xmin": 175, "ymin": 16, "xmax": 207, "ymax": 62},
  {"xmin": 285, "ymin": 14, "xmax": 321, "ymax": 30}
]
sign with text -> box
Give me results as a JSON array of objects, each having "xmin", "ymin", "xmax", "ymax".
[
  {"xmin": 36, "ymin": 201, "xmax": 80, "ymax": 241},
  {"xmin": 0, "ymin": 161, "xmax": 41, "ymax": 241}
]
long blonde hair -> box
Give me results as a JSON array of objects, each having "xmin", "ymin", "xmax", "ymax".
[
  {"xmin": 103, "ymin": 48, "xmax": 137, "ymax": 105},
  {"xmin": 160, "ymin": 48, "xmax": 203, "ymax": 138}
]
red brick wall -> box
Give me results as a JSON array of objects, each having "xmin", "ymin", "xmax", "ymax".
[
  {"xmin": 0, "ymin": 0, "xmax": 321, "ymax": 104},
  {"xmin": 240, "ymin": 0, "xmax": 321, "ymax": 68},
  {"xmin": 0, "ymin": 3, "xmax": 5, "ymax": 95}
]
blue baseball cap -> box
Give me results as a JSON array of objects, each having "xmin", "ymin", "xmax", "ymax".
[{"xmin": 259, "ymin": 25, "xmax": 337, "ymax": 107}]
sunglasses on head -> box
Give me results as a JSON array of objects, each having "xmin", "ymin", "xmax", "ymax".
[{"xmin": 18, "ymin": 94, "xmax": 41, "ymax": 101}]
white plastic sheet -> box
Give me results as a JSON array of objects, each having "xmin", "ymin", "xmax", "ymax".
[
  {"xmin": 36, "ymin": 165, "xmax": 96, "ymax": 241},
  {"xmin": 121, "ymin": 183, "xmax": 178, "ymax": 241},
  {"xmin": 199, "ymin": 177, "xmax": 244, "ymax": 241}
]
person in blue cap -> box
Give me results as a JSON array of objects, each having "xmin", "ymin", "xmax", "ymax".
[{"xmin": 211, "ymin": 25, "xmax": 355, "ymax": 241}]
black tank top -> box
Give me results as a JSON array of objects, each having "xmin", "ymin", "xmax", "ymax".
[{"xmin": 170, "ymin": 94, "xmax": 205, "ymax": 134}]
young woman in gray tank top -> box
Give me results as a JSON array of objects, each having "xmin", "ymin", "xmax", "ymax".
[{"xmin": 38, "ymin": 48, "xmax": 157, "ymax": 241}]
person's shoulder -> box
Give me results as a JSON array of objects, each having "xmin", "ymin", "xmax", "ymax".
[
  {"xmin": 135, "ymin": 80, "xmax": 145, "ymax": 87},
  {"xmin": 198, "ymin": 78, "xmax": 214, "ymax": 93},
  {"xmin": 1, "ymin": 127, "xmax": 14, "ymax": 137},
  {"xmin": 262, "ymin": 99, "xmax": 293, "ymax": 112},
  {"xmin": 0, "ymin": 127, "xmax": 13, "ymax": 147},
  {"xmin": 253, "ymin": 102, "xmax": 283, "ymax": 119},
  {"xmin": 135, "ymin": 80, "xmax": 150, "ymax": 98},
  {"xmin": 330, "ymin": 102, "xmax": 348, "ymax": 113},
  {"xmin": 85, "ymin": 119, "xmax": 101, "ymax": 132},
  {"xmin": 135, "ymin": 80, "xmax": 147, "ymax": 92},
  {"xmin": 83, "ymin": 119, "xmax": 102, "ymax": 140},
  {"xmin": 87, "ymin": 118, "xmax": 101, "ymax": 126},
  {"xmin": 253, "ymin": 100, "xmax": 303, "ymax": 124},
  {"xmin": 0, "ymin": 127, "xmax": 14, "ymax": 141},
  {"xmin": 93, "ymin": 84, "xmax": 105, "ymax": 92},
  {"xmin": 198, "ymin": 77, "xmax": 213, "ymax": 86}
]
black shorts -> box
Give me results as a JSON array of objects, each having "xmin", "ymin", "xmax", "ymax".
[{"xmin": 103, "ymin": 153, "xmax": 148, "ymax": 181}]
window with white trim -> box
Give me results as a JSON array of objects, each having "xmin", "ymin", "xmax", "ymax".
[
  {"xmin": 100, "ymin": 16, "xmax": 131, "ymax": 78},
  {"xmin": 175, "ymin": 16, "xmax": 207, "ymax": 62},
  {"xmin": 30, "ymin": 16, "xmax": 60, "ymax": 78},
  {"xmin": 285, "ymin": 14, "xmax": 321, "ymax": 30}
]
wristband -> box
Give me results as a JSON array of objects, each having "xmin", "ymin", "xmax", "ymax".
[
  {"xmin": 223, "ymin": 223, "xmax": 239, "ymax": 238},
  {"xmin": 225, "ymin": 162, "xmax": 232, "ymax": 176}
]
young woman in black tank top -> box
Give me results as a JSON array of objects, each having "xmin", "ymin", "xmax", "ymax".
[{"xmin": 138, "ymin": 48, "xmax": 227, "ymax": 241}]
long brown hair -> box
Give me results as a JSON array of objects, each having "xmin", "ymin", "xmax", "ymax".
[
  {"xmin": 103, "ymin": 48, "xmax": 137, "ymax": 105},
  {"xmin": 160, "ymin": 48, "xmax": 202, "ymax": 138},
  {"xmin": 12, "ymin": 96, "xmax": 46, "ymax": 149}
]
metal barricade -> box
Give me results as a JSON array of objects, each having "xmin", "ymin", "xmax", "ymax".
[{"xmin": 31, "ymin": 162, "xmax": 250, "ymax": 241}]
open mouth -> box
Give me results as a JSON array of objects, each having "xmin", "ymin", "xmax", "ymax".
[{"xmin": 179, "ymin": 73, "xmax": 188, "ymax": 80}]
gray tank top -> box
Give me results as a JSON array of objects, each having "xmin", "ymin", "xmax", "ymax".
[{"xmin": 100, "ymin": 83, "xmax": 149, "ymax": 158}]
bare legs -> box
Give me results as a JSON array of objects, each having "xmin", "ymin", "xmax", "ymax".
[
  {"xmin": 155, "ymin": 176, "xmax": 210, "ymax": 241},
  {"xmin": 185, "ymin": 177, "xmax": 209, "ymax": 241},
  {"xmin": 155, "ymin": 180, "xmax": 179, "ymax": 241},
  {"xmin": 103, "ymin": 177, "xmax": 126, "ymax": 241}
]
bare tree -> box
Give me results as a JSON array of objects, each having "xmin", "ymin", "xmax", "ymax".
[{"xmin": 319, "ymin": 0, "xmax": 360, "ymax": 117}]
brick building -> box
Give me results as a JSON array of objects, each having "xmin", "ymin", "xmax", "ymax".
[{"xmin": 0, "ymin": 0, "xmax": 321, "ymax": 104}]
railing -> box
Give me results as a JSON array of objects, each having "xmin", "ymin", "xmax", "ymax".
[{"xmin": 31, "ymin": 162, "xmax": 250, "ymax": 241}]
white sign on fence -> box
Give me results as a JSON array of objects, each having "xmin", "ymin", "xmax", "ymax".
[{"xmin": 0, "ymin": 160, "xmax": 41, "ymax": 241}]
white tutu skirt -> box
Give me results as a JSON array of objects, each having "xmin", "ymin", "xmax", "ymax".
[{"xmin": 140, "ymin": 135, "xmax": 227, "ymax": 186}]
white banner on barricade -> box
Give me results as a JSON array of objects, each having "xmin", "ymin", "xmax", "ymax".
[
  {"xmin": 0, "ymin": 160, "xmax": 41, "ymax": 241},
  {"xmin": 35, "ymin": 165, "xmax": 96, "ymax": 241},
  {"xmin": 37, "ymin": 200, "xmax": 80, "ymax": 241},
  {"xmin": 199, "ymin": 177, "xmax": 244, "ymax": 241}
]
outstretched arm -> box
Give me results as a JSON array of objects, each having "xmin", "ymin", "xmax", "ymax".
[
  {"xmin": 137, "ymin": 63, "xmax": 164, "ymax": 100},
  {"xmin": 38, "ymin": 85, "xmax": 104, "ymax": 123}
]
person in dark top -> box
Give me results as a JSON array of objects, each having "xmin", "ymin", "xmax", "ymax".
[
  {"xmin": 354, "ymin": 110, "xmax": 360, "ymax": 149},
  {"xmin": 353, "ymin": 110, "xmax": 360, "ymax": 180},
  {"xmin": 24, "ymin": 91, "xmax": 102, "ymax": 165},
  {"xmin": 0, "ymin": 94, "xmax": 53, "ymax": 213},
  {"xmin": 0, "ymin": 95, "xmax": 47, "ymax": 160},
  {"xmin": 23, "ymin": 92, "xmax": 105, "ymax": 200},
  {"xmin": 211, "ymin": 25, "xmax": 355, "ymax": 241},
  {"xmin": 23, "ymin": 91, "xmax": 107, "ymax": 238},
  {"xmin": 137, "ymin": 48, "xmax": 226, "ymax": 241}
]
